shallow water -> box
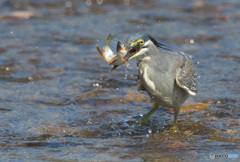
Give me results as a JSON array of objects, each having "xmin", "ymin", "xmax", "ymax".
[{"xmin": 0, "ymin": 0, "xmax": 239, "ymax": 161}]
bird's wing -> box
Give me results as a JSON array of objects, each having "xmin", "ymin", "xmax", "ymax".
[
  {"xmin": 175, "ymin": 53, "xmax": 197, "ymax": 96},
  {"xmin": 137, "ymin": 79, "xmax": 146, "ymax": 91}
]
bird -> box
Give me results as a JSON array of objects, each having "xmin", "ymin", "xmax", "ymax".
[{"xmin": 123, "ymin": 33, "xmax": 198, "ymax": 125}]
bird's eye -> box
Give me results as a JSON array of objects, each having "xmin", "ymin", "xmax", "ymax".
[{"xmin": 140, "ymin": 40, "xmax": 144, "ymax": 44}]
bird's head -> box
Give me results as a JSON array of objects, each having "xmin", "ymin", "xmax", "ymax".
[{"xmin": 124, "ymin": 33, "xmax": 169, "ymax": 60}]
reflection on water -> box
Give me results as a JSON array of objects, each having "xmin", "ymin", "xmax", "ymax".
[{"xmin": 0, "ymin": 0, "xmax": 239, "ymax": 161}]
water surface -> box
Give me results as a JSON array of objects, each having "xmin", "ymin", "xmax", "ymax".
[{"xmin": 0, "ymin": 0, "xmax": 239, "ymax": 161}]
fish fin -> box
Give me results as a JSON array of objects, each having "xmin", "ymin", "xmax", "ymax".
[
  {"xmin": 109, "ymin": 55, "xmax": 118, "ymax": 65},
  {"xmin": 96, "ymin": 44, "xmax": 109, "ymax": 62},
  {"xmin": 124, "ymin": 60, "xmax": 129, "ymax": 67},
  {"xmin": 106, "ymin": 33, "xmax": 117, "ymax": 44},
  {"xmin": 96, "ymin": 44, "xmax": 102, "ymax": 54},
  {"xmin": 125, "ymin": 62, "xmax": 129, "ymax": 68},
  {"xmin": 109, "ymin": 65, "xmax": 119, "ymax": 72}
]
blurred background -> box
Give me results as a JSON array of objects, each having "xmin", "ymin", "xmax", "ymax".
[{"xmin": 0, "ymin": 0, "xmax": 239, "ymax": 161}]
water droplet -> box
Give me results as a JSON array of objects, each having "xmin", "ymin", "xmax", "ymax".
[
  {"xmin": 124, "ymin": 73, "xmax": 128, "ymax": 79},
  {"xmin": 124, "ymin": 0, "xmax": 130, "ymax": 5},
  {"xmin": 65, "ymin": 1, "xmax": 72, "ymax": 7},
  {"xmin": 140, "ymin": 113, "xmax": 144, "ymax": 117},
  {"xmin": 5, "ymin": 67, "xmax": 10, "ymax": 71},
  {"xmin": 116, "ymin": 88, "xmax": 119, "ymax": 90},
  {"xmin": 197, "ymin": 61, "xmax": 200, "ymax": 64},
  {"xmin": 87, "ymin": 121, "xmax": 93, "ymax": 124},
  {"xmin": 85, "ymin": 0, "xmax": 92, "ymax": 6},
  {"xmin": 124, "ymin": 67, "xmax": 128, "ymax": 79},
  {"xmin": 198, "ymin": 75, "xmax": 201, "ymax": 79},
  {"xmin": 148, "ymin": 129, "xmax": 152, "ymax": 134},
  {"xmin": 92, "ymin": 83, "xmax": 100, "ymax": 87},
  {"xmin": 190, "ymin": 39, "xmax": 195, "ymax": 44},
  {"xmin": 97, "ymin": 0, "xmax": 103, "ymax": 5}
]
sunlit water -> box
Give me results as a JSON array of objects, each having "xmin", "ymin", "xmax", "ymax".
[{"xmin": 0, "ymin": 0, "xmax": 239, "ymax": 161}]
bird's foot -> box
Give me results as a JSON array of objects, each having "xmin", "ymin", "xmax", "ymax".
[
  {"xmin": 163, "ymin": 123, "xmax": 180, "ymax": 133},
  {"xmin": 173, "ymin": 120, "xmax": 178, "ymax": 126}
]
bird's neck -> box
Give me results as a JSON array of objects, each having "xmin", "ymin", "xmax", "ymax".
[{"xmin": 136, "ymin": 44, "xmax": 160, "ymax": 63}]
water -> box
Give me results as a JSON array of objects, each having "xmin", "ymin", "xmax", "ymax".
[{"xmin": 0, "ymin": 0, "xmax": 239, "ymax": 161}]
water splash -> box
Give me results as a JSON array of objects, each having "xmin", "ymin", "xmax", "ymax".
[
  {"xmin": 124, "ymin": 67, "xmax": 128, "ymax": 79},
  {"xmin": 190, "ymin": 39, "xmax": 195, "ymax": 44},
  {"xmin": 65, "ymin": 1, "xmax": 72, "ymax": 8},
  {"xmin": 148, "ymin": 129, "xmax": 152, "ymax": 134}
]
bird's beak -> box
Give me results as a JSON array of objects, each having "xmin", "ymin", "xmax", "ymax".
[{"xmin": 124, "ymin": 43, "xmax": 140, "ymax": 61}]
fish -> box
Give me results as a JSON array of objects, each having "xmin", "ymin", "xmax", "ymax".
[
  {"xmin": 110, "ymin": 41, "xmax": 128, "ymax": 72},
  {"xmin": 96, "ymin": 34, "xmax": 128, "ymax": 72},
  {"xmin": 96, "ymin": 33, "xmax": 117, "ymax": 64}
]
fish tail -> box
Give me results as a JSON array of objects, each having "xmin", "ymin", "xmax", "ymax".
[{"xmin": 105, "ymin": 33, "xmax": 117, "ymax": 46}]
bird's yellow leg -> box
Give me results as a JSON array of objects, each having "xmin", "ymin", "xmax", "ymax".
[
  {"xmin": 165, "ymin": 106, "xmax": 180, "ymax": 132},
  {"xmin": 173, "ymin": 120, "xmax": 178, "ymax": 125},
  {"xmin": 139, "ymin": 103, "xmax": 159, "ymax": 123},
  {"xmin": 173, "ymin": 106, "xmax": 180, "ymax": 126}
]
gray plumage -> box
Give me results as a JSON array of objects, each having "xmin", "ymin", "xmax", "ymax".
[{"xmin": 125, "ymin": 33, "xmax": 197, "ymax": 123}]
